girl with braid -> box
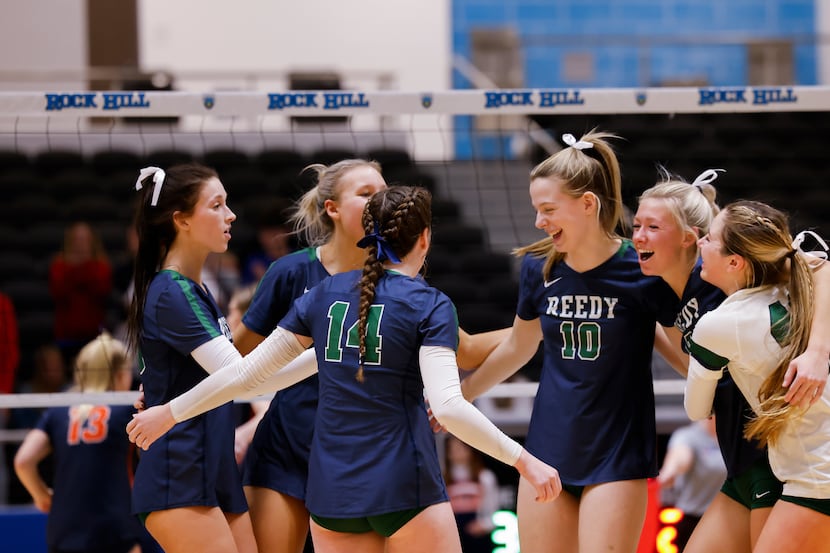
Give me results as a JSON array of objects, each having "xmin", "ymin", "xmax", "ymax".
[
  {"xmin": 685, "ymin": 200, "xmax": 830, "ymax": 553},
  {"xmin": 127, "ymin": 185, "xmax": 561, "ymax": 553},
  {"xmin": 228, "ymin": 159, "xmax": 505, "ymax": 553},
  {"xmin": 232, "ymin": 159, "xmax": 386, "ymax": 553}
]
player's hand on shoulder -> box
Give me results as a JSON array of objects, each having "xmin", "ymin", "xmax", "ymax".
[{"xmin": 783, "ymin": 348, "xmax": 828, "ymax": 409}]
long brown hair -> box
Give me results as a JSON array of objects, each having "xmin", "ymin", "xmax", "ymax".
[
  {"xmin": 126, "ymin": 163, "xmax": 219, "ymax": 354},
  {"xmin": 718, "ymin": 201, "xmax": 814, "ymax": 446},
  {"xmin": 355, "ymin": 186, "xmax": 432, "ymax": 382}
]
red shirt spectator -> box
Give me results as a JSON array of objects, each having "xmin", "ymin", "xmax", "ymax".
[
  {"xmin": 0, "ymin": 292, "xmax": 20, "ymax": 394},
  {"xmin": 48, "ymin": 222, "xmax": 112, "ymax": 353}
]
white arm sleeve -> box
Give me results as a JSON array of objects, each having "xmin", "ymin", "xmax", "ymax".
[
  {"xmin": 684, "ymin": 360, "xmax": 722, "ymax": 421},
  {"xmin": 420, "ymin": 345, "xmax": 522, "ymax": 466},
  {"xmin": 190, "ymin": 336, "xmax": 317, "ymax": 400},
  {"xmin": 244, "ymin": 347, "xmax": 318, "ymax": 399},
  {"xmin": 684, "ymin": 310, "xmax": 732, "ymax": 421},
  {"xmin": 170, "ymin": 327, "xmax": 308, "ymax": 422},
  {"xmin": 191, "ymin": 336, "xmax": 242, "ymax": 375}
]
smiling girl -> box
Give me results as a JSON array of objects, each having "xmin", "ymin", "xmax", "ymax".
[
  {"xmin": 632, "ymin": 171, "xmax": 830, "ymax": 553},
  {"xmin": 685, "ymin": 201, "xmax": 830, "ymax": 553},
  {"xmin": 460, "ymin": 130, "xmax": 679, "ymax": 553}
]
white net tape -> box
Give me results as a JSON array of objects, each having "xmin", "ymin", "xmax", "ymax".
[
  {"xmin": 0, "ymin": 381, "xmax": 688, "ymax": 409},
  {"xmin": 0, "ymin": 85, "xmax": 818, "ymax": 117}
]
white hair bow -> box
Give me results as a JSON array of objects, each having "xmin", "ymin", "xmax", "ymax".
[
  {"xmin": 691, "ymin": 168, "xmax": 725, "ymax": 189},
  {"xmin": 562, "ymin": 133, "xmax": 593, "ymax": 150},
  {"xmin": 135, "ymin": 166, "xmax": 166, "ymax": 207},
  {"xmin": 792, "ymin": 230, "xmax": 829, "ymax": 268}
]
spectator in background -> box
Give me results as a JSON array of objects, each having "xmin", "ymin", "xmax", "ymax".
[
  {"xmin": 14, "ymin": 333, "xmax": 144, "ymax": 553},
  {"xmin": 226, "ymin": 284, "xmax": 257, "ymax": 336},
  {"xmin": 0, "ymin": 291, "xmax": 20, "ymax": 504},
  {"xmin": 49, "ymin": 221, "xmax": 112, "ymax": 366},
  {"xmin": 658, "ymin": 417, "xmax": 727, "ymax": 551},
  {"xmin": 204, "ymin": 250, "xmax": 242, "ymax": 313},
  {"xmin": 112, "ymin": 224, "xmax": 140, "ymax": 327},
  {"xmin": 444, "ymin": 435, "xmax": 501, "ymax": 553},
  {"xmin": 5, "ymin": 343, "xmax": 69, "ymax": 505},
  {"xmin": 9, "ymin": 344, "xmax": 69, "ymax": 430},
  {"xmin": 110, "ymin": 224, "xmax": 142, "ymax": 383},
  {"xmin": 0, "ymin": 291, "xmax": 19, "ymax": 395},
  {"xmin": 241, "ymin": 197, "xmax": 296, "ymax": 285}
]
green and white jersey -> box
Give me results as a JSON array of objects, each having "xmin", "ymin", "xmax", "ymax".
[{"xmin": 687, "ymin": 285, "xmax": 830, "ymax": 499}]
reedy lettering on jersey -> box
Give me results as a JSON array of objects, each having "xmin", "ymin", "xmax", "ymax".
[
  {"xmin": 674, "ymin": 297, "xmax": 700, "ymax": 334},
  {"xmin": 545, "ymin": 295, "xmax": 618, "ymax": 319}
]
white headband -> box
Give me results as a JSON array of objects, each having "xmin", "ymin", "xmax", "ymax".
[
  {"xmin": 135, "ymin": 166, "xmax": 166, "ymax": 207},
  {"xmin": 562, "ymin": 133, "xmax": 593, "ymax": 150},
  {"xmin": 792, "ymin": 230, "xmax": 829, "ymax": 268},
  {"xmin": 691, "ymin": 168, "xmax": 724, "ymax": 189}
]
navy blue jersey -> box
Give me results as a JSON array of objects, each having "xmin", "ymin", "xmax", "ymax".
[
  {"xmin": 675, "ymin": 262, "xmax": 726, "ymax": 349},
  {"xmin": 678, "ymin": 263, "xmax": 766, "ymax": 478},
  {"xmin": 37, "ymin": 404, "xmax": 141, "ymax": 551},
  {"xmin": 280, "ymin": 269, "xmax": 458, "ymax": 517},
  {"xmin": 133, "ymin": 270, "xmax": 247, "ymax": 514},
  {"xmin": 241, "ymin": 248, "xmax": 329, "ymax": 498},
  {"xmin": 517, "ymin": 241, "xmax": 678, "ymax": 485}
]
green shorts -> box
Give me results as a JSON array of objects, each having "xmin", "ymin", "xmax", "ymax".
[
  {"xmin": 780, "ymin": 495, "xmax": 830, "ymax": 517},
  {"xmin": 720, "ymin": 457, "xmax": 782, "ymax": 510},
  {"xmin": 310, "ymin": 507, "xmax": 426, "ymax": 537}
]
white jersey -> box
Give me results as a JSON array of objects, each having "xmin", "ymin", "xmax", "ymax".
[{"xmin": 686, "ymin": 285, "xmax": 830, "ymax": 499}]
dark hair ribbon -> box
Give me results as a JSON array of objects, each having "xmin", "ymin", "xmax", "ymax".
[{"xmin": 356, "ymin": 223, "xmax": 402, "ymax": 264}]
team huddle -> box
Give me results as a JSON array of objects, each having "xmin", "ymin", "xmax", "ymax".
[{"xmin": 17, "ymin": 130, "xmax": 830, "ymax": 553}]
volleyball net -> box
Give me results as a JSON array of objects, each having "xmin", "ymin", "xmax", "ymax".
[{"xmin": 2, "ymin": 84, "xmax": 828, "ymax": 425}]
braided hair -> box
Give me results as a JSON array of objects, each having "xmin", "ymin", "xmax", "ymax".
[{"xmin": 355, "ymin": 186, "xmax": 432, "ymax": 381}]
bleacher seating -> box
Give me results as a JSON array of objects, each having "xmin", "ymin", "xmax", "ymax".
[
  {"xmin": 256, "ymin": 149, "xmax": 307, "ymax": 175},
  {"xmin": 5, "ymin": 111, "xmax": 827, "ymax": 388},
  {"xmin": 0, "ymin": 147, "xmax": 509, "ymax": 384},
  {"xmin": 32, "ymin": 151, "xmax": 85, "ymax": 178}
]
